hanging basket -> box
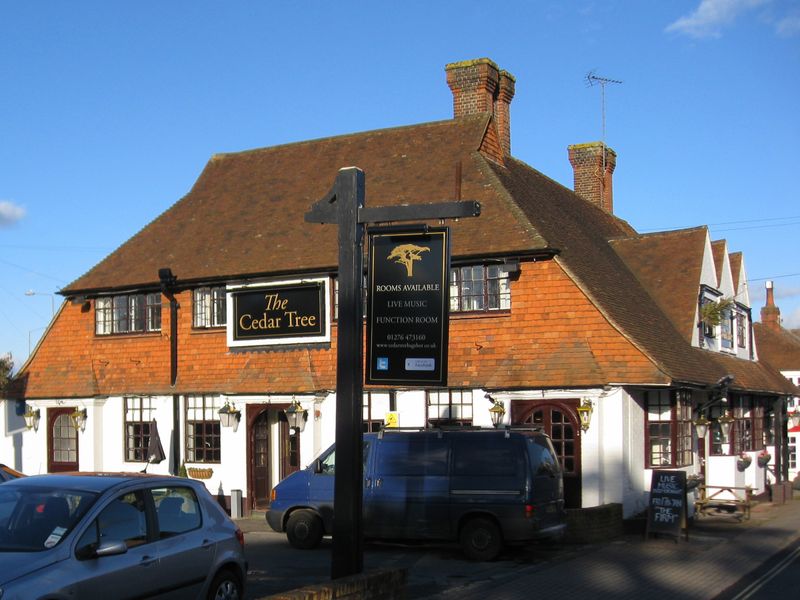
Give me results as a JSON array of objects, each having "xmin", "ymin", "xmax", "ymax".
[
  {"xmin": 187, "ymin": 467, "xmax": 214, "ymax": 480},
  {"xmin": 737, "ymin": 455, "xmax": 752, "ymax": 471},
  {"xmin": 757, "ymin": 453, "xmax": 771, "ymax": 468}
]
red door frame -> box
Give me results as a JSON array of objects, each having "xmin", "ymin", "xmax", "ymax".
[
  {"xmin": 47, "ymin": 407, "xmax": 79, "ymax": 473},
  {"xmin": 512, "ymin": 399, "xmax": 583, "ymax": 508}
]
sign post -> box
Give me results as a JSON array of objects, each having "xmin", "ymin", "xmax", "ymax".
[{"xmin": 305, "ymin": 167, "xmax": 479, "ymax": 579}]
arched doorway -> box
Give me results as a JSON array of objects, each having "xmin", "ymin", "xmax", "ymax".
[
  {"xmin": 47, "ymin": 407, "xmax": 79, "ymax": 473},
  {"xmin": 513, "ymin": 400, "xmax": 582, "ymax": 508},
  {"xmin": 246, "ymin": 405, "xmax": 301, "ymax": 511}
]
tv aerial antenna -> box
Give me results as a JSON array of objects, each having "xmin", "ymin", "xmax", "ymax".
[{"xmin": 586, "ymin": 71, "xmax": 623, "ymax": 194}]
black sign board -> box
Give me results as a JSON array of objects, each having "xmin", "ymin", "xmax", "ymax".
[
  {"xmin": 366, "ymin": 228, "xmax": 450, "ymax": 386},
  {"xmin": 228, "ymin": 279, "xmax": 330, "ymax": 347},
  {"xmin": 645, "ymin": 470, "xmax": 688, "ymax": 541}
]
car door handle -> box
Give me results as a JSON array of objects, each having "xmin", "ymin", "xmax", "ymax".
[
  {"xmin": 201, "ymin": 539, "xmax": 214, "ymax": 550},
  {"xmin": 139, "ymin": 555, "xmax": 157, "ymax": 567}
]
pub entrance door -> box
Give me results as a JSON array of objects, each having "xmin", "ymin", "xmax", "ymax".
[
  {"xmin": 512, "ymin": 400, "xmax": 582, "ymax": 509},
  {"xmin": 47, "ymin": 407, "xmax": 79, "ymax": 473},
  {"xmin": 247, "ymin": 405, "xmax": 301, "ymax": 511}
]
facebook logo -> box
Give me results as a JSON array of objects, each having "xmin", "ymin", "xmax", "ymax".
[{"xmin": 377, "ymin": 357, "xmax": 389, "ymax": 371}]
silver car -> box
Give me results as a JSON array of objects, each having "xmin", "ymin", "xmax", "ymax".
[{"xmin": 0, "ymin": 473, "xmax": 247, "ymax": 599}]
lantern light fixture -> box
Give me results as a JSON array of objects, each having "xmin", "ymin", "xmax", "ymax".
[
  {"xmin": 23, "ymin": 406, "xmax": 41, "ymax": 432},
  {"xmin": 577, "ymin": 399, "xmax": 594, "ymax": 432},
  {"xmin": 284, "ymin": 397, "xmax": 308, "ymax": 434},
  {"xmin": 693, "ymin": 414, "xmax": 710, "ymax": 439},
  {"xmin": 489, "ymin": 400, "xmax": 506, "ymax": 428},
  {"xmin": 70, "ymin": 408, "xmax": 87, "ymax": 433},
  {"xmin": 218, "ymin": 401, "xmax": 241, "ymax": 431},
  {"xmin": 717, "ymin": 410, "xmax": 734, "ymax": 442},
  {"xmin": 788, "ymin": 409, "xmax": 800, "ymax": 429}
]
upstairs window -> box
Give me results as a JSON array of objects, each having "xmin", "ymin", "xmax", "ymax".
[
  {"xmin": 96, "ymin": 293, "xmax": 161, "ymax": 335},
  {"xmin": 720, "ymin": 309, "xmax": 734, "ymax": 350},
  {"xmin": 193, "ymin": 287, "xmax": 227, "ymax": 328},
  {"xmin": 450, "ymin": 265, "xmax": 510, "ymax": 313},
  {"xmin": 736, "ymin": 312, "xmax": 747, "ymax": 348}
]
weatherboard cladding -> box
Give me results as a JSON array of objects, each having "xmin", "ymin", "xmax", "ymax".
[{"xmin": 15, "ymin": 112, "xmax": 794, "ymax": 398}]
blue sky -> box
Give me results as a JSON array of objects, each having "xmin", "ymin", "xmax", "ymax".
[{"xmin": 1, "ymin": 1, "xmax": 799, "ymax": 369}]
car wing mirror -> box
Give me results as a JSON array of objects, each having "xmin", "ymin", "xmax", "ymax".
[{"xmin": 95, "ymin": 540, "xmax": 128, "ymax": 557}]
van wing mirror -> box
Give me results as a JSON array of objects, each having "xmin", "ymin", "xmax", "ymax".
[{"xmin": 313, "ymin": 459, "xmax": 323, "ymax": 474}]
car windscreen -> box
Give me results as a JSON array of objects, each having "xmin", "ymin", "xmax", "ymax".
[{"xmin": 0, "ymin": 486, "xmax": 99, "ymax": 552}]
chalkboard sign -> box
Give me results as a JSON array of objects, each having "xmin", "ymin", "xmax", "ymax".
[{"xmin": 645, "ymin": 470, "xmax": 688, "ymax": 541}]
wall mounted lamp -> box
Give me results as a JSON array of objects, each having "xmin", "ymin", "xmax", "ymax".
[
  {"xmin": 70, "ymin": 408, "xmax": 87, "ymax": 433},
  {"xmin": 23, "ymin": 406, "xmax": 41, "ymax": 432},
  {"xmin": 489, "ymin": 400, "xmax": 506, "ymax": 428},
  {"xmin": 218, "ymin": 401, "xmax": 241, "ymax": 431},
  {"xmin": 576, "ymin": 399, "xmax": 594, "ymax": 432},
  {"xmin": 788, "ymin": 409, "xmax": 800, "ymax": 429},
  {"xmin": 284, "ymin": 398, "xmax": 308, "ymax": 434}
]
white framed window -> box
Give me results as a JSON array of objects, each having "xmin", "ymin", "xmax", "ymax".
[
  {"xmin": 450, "ymin": 265, "xmax": 510, "ymax": 313},
  {"xmin": 95, "ymin": 293, "xmax": 161, "ymax": 335},
  {"xmin": 193, "ymin": 287, "xmax": 227, "ymax": 328}
]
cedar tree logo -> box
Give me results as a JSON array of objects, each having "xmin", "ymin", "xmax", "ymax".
[{"xmin": 387, "ymin": 244, "xmax": 430, "ymax": 277}]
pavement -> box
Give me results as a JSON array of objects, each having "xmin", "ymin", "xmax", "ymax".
[{"xmin": 236, "ymin": 493, "xmax": 800, "ymax": 599}]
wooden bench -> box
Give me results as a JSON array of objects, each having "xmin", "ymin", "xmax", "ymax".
[{"xmin": 694, "ymin": 485, "xmax": 753, "ymax": 521}]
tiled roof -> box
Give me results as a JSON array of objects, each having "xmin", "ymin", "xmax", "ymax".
[
  {"xmin": 610, "ymin": 228, "xmax": 707, "ymax": 343},
  {"xmin": 754, "ymin": 323, "xmax": 800, "ymax": 371},
  {"xmin": 729, "ymin": 252, "xmax": 743, "ymax": 291},
  {"xmin": 64, "ymin": 115, "xmax": 546, "ymax": 294}
]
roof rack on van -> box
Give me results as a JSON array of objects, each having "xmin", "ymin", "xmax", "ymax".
[{"xmin": 375, "ymin": 424, "xmax": 545, "ymax": 439}]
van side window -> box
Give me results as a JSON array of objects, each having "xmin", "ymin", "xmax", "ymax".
[
  {"xmin": 320, "ymin": 450, "xmax": 336, "ymax": 475},
  {"xmin": 453, "ymin": 436, "xmax": 524, "ymax": 477},
  {"xmin": 528, "ymin": 437, "xmax": 561, "ymax": 475},
  {"xmin": 376, "ymin": 438, "xmax": 448, "ymax": 476}
]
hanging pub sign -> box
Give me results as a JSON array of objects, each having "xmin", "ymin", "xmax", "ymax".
[
  {"xmin": 227, "ymin": 278, "xmax": 330, "ymax": 348},
  {"xmin": 366, "ymin": 227, "xmax": 450, "ymax": 386}
]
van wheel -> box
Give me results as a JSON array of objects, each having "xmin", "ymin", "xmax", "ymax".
[
  {"xmin": 460, "ymin": 518, "xmax": 503, "ymax": 561},
  {"xmin": 286, "ymin": 509, "xmax": 323, "ymax": 549}
]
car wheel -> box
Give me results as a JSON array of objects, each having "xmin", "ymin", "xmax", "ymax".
[
  {"xmin": 286, "ymin": 509, "xmax": 323, "ymax": 549},
  {"xmin": 460, "ymin": 517, "xmax": 503, "ymax": 561},
  {"xmin": 207, "ymin": 569, "xmax": 242, "ymax": 600}
]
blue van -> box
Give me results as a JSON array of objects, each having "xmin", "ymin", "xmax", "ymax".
[{"xmin": 266, "ymin": 427, "xmax": 566, "ymax": 560}]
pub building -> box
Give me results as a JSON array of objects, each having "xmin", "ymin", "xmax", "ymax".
[{"xmin": 4, "ymin": 58, "xmax": 796, "ymax": 519}]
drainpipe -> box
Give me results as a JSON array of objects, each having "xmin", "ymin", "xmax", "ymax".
[{"xmin": 159, "ymin": 268, "xmax": 180, "ymax": 474}]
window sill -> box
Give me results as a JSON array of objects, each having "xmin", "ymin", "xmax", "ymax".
[{"xmin": 95, "ymin": 331, "xmax": 162, "ymax": 340}]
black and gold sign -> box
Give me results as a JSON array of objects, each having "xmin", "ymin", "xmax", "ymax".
[
  {"xmin": 229, "ymin": 280, "xmax": 328, "ymax": 346},
  {"xmin": 366, "ymin": 228, "xmax": 449, "ymax": 386}
]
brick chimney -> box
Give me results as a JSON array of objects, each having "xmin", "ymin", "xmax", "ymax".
[
  {"xmin": 568, "ymin": 142, "xmax": 617, "ymax": 213},
  {"xmin": 446, "ymin": 58, "xmax": 515, "ymax": 157},
  {"xmin": 761, "ymin": 280, "xmax": 781, "ymax": 332}
]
